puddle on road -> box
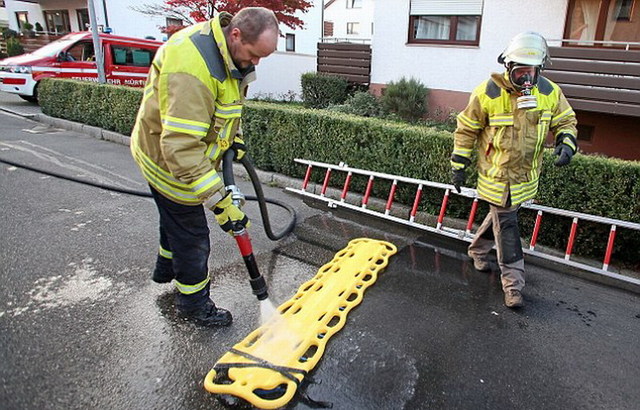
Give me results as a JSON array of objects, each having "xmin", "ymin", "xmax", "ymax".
[{"xmin": 0, "ymin": 258, "xmax": 128, "ymax": 318}]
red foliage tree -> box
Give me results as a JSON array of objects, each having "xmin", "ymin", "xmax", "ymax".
[{"xmin": 134, "ymin": 0, "xmax": 313, "ymax": 34}]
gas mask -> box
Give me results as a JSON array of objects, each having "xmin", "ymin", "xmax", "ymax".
[{"xmin": 509, "ymin": 64, "xmax": 540, "ymax": 109}]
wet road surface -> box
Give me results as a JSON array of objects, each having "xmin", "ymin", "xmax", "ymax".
[{"xmin": 1, "ymin": 106, "xmax": 639, "ymax": 410}]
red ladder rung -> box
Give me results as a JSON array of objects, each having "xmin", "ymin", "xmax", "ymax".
[
  {"xmin": 465, "ymin": 198, "xmax": 479, "ymax": 234},
  {"xmin": 320, "ymin": 168, "xmax": 332, "ymax": 197},
  {"xmin": 602, "ymin": 225, "xmax": 617, "ymax": 271},
  {"xmin": 565, "ymin": 217, "xmax": 579, "ymax": 260},
  {"xmin": 529, "ymin": 210, "xmax": 543, "ymax": 250},
  {"xmin": 340, "ymin": 171, "xmax": 352, "ymax": 202},
  {"xmin": 410, "ymin": 184, "xmax": 423, "ymax": 223},
  {"xmin": 384, "ymin": 180, "xmax": 397, "ymax": 216},
  {"xmin": 436, "ymin": 189, "xmax": 450, "ymax": 230},
  {"xmin": 362, "ymin": 175, "xmax": 374, "ymax": 208},
  {"xmin": 302, "ymin": 164, "xmax": 313, "ymax": 190}
]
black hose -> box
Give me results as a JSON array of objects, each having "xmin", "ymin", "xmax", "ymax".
[
  {"xmin": 222, "ymin": 149, "xmax": 296, "ymax": 241},
  {"xmin": 0, "ymin": 157, "xmax": 153, "ymax": 197},
  {"xmin": 0, "ymin": 154, "xmax": 297, "ymax": 240}
]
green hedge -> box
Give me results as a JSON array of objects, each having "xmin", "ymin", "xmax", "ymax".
[
  {"xmin": 39, "ymin": 78, "xmax": 142, "ymax": 135},
  {"xmin": 38, "ymin": 79, "xmax": 640, "ymax": 269}
]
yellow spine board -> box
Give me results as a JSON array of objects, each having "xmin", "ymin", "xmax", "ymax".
[{"xmin": 204, "ymin": 238, "xmax": 397, "ymax": 409}]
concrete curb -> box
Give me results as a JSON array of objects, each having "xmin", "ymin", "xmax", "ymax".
[{"xmin": 35, "ymin": 113, "xmax": 133, "ymax": 146}]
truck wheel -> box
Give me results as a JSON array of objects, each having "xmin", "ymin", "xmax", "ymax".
[
  {"xmin": 19, "ymin": 95, "xmax": 38, "ymax": 103},
  {"xmin": 19, "ymin": 83, "xmax": 39, "ymax": 103}
]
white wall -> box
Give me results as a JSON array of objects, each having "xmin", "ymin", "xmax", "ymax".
[
  {"xmin": 41, "ymin": 0, "xmax": 88, "ymax": 32},
  {"xmin": 246, "ymin": 51, "xmax": 316, "ymax": 100},
  {"xmin": 106, "ymin": 0, "xmax": 166, "ymax": 40},
  {"xmin": 5, "ymin": 0, "xmax": 43, "ymax": 31},
  {"xmin": 0, "ymin": 6, "xmax": 9, "ymax": 27},
  {"xmin": 371, "ymin": 0, "xmax": 570, "ymax": 92},
  {"xmin": 4, "ymin": 0, "xmax": 163, "ymax": 39},
  {"xmin": 324, "ymin": 0, "xmax": 374, "ymax": 40},
  {"xmin": 278, "ymin": 0, "xmax": 323, "ymax": 55}
]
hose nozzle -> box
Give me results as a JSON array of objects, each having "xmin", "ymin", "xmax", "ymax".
[{"xmin": 233, "ymin": 228, "xmax": 269, "ymax": 301}]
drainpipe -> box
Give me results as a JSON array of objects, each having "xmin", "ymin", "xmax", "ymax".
[
  {"xmin": 102, "ymin": 0, "xmax": 109, "ymax": 28},
  {"xmin": 320, "ymin": 0, "xmax": 325, "ymax": 41}
]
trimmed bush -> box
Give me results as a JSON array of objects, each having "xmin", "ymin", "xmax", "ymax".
[
  {"xmin": 39, "ymin": 78, "xmax": 142, "ymax": 135},
  {"xmin": 381, "ymin": 77, "xmax": 428, "ymax": 122},
  {"xmin": 327, "ymin": 91, "xmax": 384, "ymax": 117},
  {"xmin": 300, "ymin": 72, "xmax": 349, "ymax": 109},
  {"xmin": 6, "ymin": 37, "xmax": 24, "ymax": 57}
]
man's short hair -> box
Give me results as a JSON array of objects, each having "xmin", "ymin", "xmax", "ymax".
[{"xmin": 229, "ymin": 7, "xmax": 279, "ymax": 44}]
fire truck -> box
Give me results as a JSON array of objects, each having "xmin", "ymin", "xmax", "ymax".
[{"xmin": 0, "ymin": 32, "xmax": 162, "ymax": 102}]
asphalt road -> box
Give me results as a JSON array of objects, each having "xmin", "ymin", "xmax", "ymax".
[{"xmin": 1, "ymin": 96, "xmax": 639, "ymax": 410}]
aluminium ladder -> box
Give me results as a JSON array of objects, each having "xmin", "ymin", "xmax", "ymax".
[{"xmin": 285, "ymin": 158, "xmax": 640, "ymax": 288}]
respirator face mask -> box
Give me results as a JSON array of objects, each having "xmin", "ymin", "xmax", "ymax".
[
  {"xmin": 510, "ymin": 64, "xmax": 540, "ymax": 109},
  {"xmin": 510, "ymin": 65, "xmax": 539, "ymax": 89}
]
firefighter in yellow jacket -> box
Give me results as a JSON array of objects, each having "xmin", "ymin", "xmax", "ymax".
[
  {"xmin": 130, "ymin": 8, "xmax": 278, "ymax": 326},
  {"xmin": 451, "ymin": 32, "xmax": 578, "ymax": 308}
]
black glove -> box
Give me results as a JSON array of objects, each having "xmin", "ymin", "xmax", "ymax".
[
  {"xmin": 209, "ymin": 193, "xmax": 250, "ymax": 235},
  {"xmin": 554, "ymin": 134, "xmax": 577, "ymax": 167},
  {"xmin": 450, "ymin": 154, "xmax": 471, "ymax": 193}
]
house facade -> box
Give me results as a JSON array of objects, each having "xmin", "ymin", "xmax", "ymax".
[
  {"xmin": 323, "ymin": 0, "xmax": 374, "ymax": 42},
  {"xmin": 1, "ymin": 1, "xmax": 9, "ymax": 29},
  {"xmin": 3, "ymin": 0, "xmax": 167, "ymax": 39},
  {"xmin": 246, "ymin": 0, "xmax": 323, "ymax": 100},
  {"xmin": 369, "ymin": 0, "xmax": 640, "ymax": 160}
]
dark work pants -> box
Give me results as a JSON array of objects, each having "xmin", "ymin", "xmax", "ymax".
[
  {"xmin": 468, "ymin": 202, "xmax": 525, "ymax": 292},
  {"xmin": 150, "ymin": 186, "xmax": 211, "ymax": 311}
]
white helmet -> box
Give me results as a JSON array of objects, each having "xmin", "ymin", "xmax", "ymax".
[{"xmin": 498, "ymin": 31, "xmax": 550, "ymax": 67}]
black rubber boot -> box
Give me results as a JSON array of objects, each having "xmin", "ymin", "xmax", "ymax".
[
  {"xmin": 181, "ymin": 299, "xmax": 233, "ymax": 327},
  {"xmin": 152, "ymin": 255, "xmax": 175, "ymax": 283},
  {"xmin": 175, "ymin": 286, "xmax": 233, "ymax": 327}
]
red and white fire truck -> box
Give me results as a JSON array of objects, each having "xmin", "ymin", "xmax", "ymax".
[{"xmin": 0, "ymin": 32, "xmax": 162, "ymax": 102}]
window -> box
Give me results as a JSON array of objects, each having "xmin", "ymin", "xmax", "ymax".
[
  {"xmin": 76, "ymin": 9, "xmax": 90, "ymax": 31},
  {"xmin": 111, "ymin": 45, "xmax": 157, "ymax": 67},
  {"xmin": 15, "ymin": 11, "xmax": 29, "ymax": 30},
  {"xmin": 565, "ymin": 0, "xmax": 640, "ymax": 47},
  {"xmin": 347, "ymin": 0, "xmax": 363, "ymax": 9},
  {"xmin": 615, "ymin": 0, "xmax": 635, "ymax": 20},
  {"xmin": 285, "ymin": 33, "xmax": 295, "ymax": 52},
  {"xmin": 408, "ymin": 0, "xmax": 483, "ymax": 45},
  {"xmin": 66, "ymin": 41, "xmax": 95, "ymax": 62},
  {"xmin": 347, "ymin": 22, "xmax": 360, "ymax": 35},
  {"xmin": 44, "ymin": 10, "xmax": 71, "ymax": 34},
  {"xmin": 166, "ymin": 17, "xmax": 184, "ymax": 27},
  {"xmin": 324, "ymin": 21, "xmax": 334, "ymax": 37},
  {"xmin": 577, "ymin": 124, "xmax": 594, "ymax": 142}
]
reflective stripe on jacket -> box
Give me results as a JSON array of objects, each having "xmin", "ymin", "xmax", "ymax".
[
  {"xmin": 130, "ymin": 13, "xmax": 256, "ymax": 205},
  {"xmin": 453, "ymin": 72, "xmax": 578, "ymax": 207}
]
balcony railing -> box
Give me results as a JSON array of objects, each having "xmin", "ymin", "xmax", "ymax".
[{"xmin": 544, "ymin": 40, "xmax": 640, "ymax": 118}]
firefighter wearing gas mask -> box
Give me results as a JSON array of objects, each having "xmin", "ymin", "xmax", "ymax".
[{"xmin": 450, "ymin": 32, "xmax": 578, "ymax": 308}]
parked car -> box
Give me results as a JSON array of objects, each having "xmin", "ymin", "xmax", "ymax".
[{"xmin": 0, "ymin": 32, "xmax": 162, "ymax": 102}]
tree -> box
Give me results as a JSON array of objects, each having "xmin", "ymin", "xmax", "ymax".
[{"xmin": 131, "ymin": 0, "xmax": 313, "ymax": 34}]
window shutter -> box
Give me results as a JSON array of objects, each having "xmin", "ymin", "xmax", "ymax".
[{"xmin": 410, "ymin": 0, "xmax": 484, "ymax": 16}]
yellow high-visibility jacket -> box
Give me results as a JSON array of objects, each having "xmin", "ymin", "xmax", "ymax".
[
  {"xmin": 453, "ymin": 72, "xmax": 578, "ymax": 207},
  {"xmin": 130, "ymin": 13, "xmax": 255, "ymax": 206}
]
